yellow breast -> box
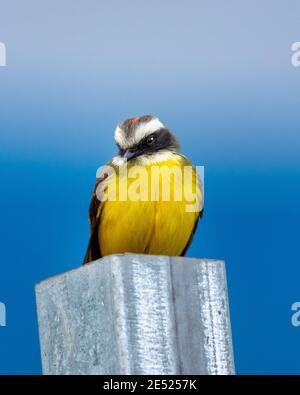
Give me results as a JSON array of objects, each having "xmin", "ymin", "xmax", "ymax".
[{"xmin": 97, "ymin": 154, "xmax": 203, "ymax": 257}]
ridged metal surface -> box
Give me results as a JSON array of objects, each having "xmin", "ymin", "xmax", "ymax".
[{"xmin": 36, "ymin": 254, "xmax": 235, "ymax": 375}]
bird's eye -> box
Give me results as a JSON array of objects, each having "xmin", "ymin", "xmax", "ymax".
[{"xmin": 146, "ymin": 135, "xmax": 156, "ymax": 146}]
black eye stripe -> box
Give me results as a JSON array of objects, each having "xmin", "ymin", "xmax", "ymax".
[
  {"xmin": 117, "ymin": 144, "xmax": 126, "ymax": 156},
  {"xmin": 116, "ymin": 127, "xmax": 179, "ymax": 157}
]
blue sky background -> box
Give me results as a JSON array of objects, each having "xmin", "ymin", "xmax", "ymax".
[{"xmin": 0, "ymin": 0, "xmax": 300, "ymax": 374}]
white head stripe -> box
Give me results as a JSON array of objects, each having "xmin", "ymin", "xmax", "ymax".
[
  {"xmin": 114, "ymin": 126, "xmax": 128, "ymax": 149},
  {"xmin": 114, "ymin": 117, "xmax": 165, "ymax": 149},
  {"xmin": 134, "ymin": 118, "xmax": 164, "ymax": 143}
]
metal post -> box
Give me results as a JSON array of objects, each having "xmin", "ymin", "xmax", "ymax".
[{"xmin": 36, "ymin": 254, "xmax": 235, "ymax": 375}]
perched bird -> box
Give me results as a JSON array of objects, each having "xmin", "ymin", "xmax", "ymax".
[{"xmin": 83, "ymin": 115, "xmax": 203, "ymax": 264}]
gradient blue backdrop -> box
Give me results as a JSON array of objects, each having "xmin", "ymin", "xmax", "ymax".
[{"xmin": 0, "ymin": 0, "xmax": 300, "ymax": 374}]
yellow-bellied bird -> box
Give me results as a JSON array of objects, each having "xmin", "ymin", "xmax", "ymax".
[{"xmin": 83, "ymin": 115, "xmax": 203, "ymax": 264}]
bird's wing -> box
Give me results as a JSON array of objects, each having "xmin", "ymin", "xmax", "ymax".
[
  {"xmin": 82, "ymin": 165, "xmax": 111, "ymax": 265},
  {"xmin": 180, "ymin": 162, "xmax": 204, "ymax": 256},
  {"xmin": 180, "ymin": 208, "xmax": 204, "ymax": 256}
]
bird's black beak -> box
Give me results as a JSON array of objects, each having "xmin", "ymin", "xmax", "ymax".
[{"xmin": 123, "ymin": 149, "xmax": 138, "ymax": 161}]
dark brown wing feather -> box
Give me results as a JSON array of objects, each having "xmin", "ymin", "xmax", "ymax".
[
  {"xmin": 180, "ymin": 208, "xmax": 204, "ymax": 256},
  {"xmin": 82, "ymin": 169, "xmax": 109, "ymax": 265}
]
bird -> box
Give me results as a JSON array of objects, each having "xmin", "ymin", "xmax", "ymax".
[{"xmin": 83, "ymin": 115, "xmax": 203, "ymax": 264}]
